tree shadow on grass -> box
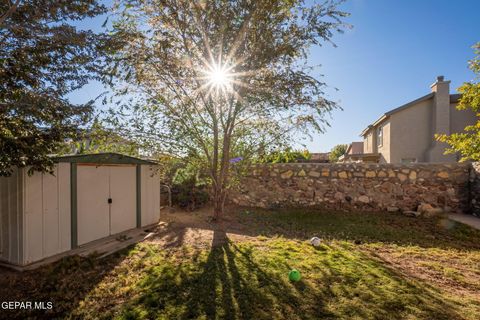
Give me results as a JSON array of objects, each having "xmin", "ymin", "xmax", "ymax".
[
  {"xmin": 0, "ymin": 249, "xmax": 132, "ymax": 320},
  {"xmin": 117, "ymin": 229, "xmax": 464, "ymax": 320}
]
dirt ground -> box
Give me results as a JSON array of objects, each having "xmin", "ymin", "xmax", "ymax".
[{"xmin": 151, "ymin": 205, "xmax": 258, "ymax": 248}]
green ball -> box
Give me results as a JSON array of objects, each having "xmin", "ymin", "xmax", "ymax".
[{"xmin": 288, "ymin": 269, "xmax": 301, "ymax": 282}]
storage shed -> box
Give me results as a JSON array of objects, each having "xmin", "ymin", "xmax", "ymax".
[{"xmin": 0, "ymin": 153, "xmax": 160, "ymax": 267}]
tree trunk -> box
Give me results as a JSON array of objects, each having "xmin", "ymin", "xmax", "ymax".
[
  {"xmin": 213, "ymin": 133, "xmax": 231, "ymax": 221},
  {"xmin": 213, "ymin": 184, "xmax": 223, "ymax": 221}
]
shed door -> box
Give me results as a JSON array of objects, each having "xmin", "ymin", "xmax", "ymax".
[
  {"xmin": 77, "ymin": 165, "xmax": 137, "ymax": 246},
  {"xmin": 109, "ymin": 166, "xmax": 136, "ymax": 234},
  {"xmin": 77, "ymin": 166, "xmax": 110, "ymax": 245}
]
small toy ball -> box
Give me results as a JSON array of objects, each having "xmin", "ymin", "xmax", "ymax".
[
  {"xmin": 310, "ymin": 237, "xmax": 321, "ymax": 247},
  {"xmin": 288, "ymin": 269, "xmax": 301, "ymax": 282}
]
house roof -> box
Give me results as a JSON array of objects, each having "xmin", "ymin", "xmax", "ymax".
[
  {"xmin": 359, "ymin": 93, "xmax": 462, "ymax": 136},
  {"xmin": 53, "ymin": 152, "xmax": 157, "ymax": 165}
]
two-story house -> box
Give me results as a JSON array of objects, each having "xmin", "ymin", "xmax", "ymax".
[{"xmin": 358, "ymin": 76, "xmax": 477, "ymax": 163}]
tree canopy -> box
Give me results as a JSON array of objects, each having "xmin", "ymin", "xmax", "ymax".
[
  {"xmin": 107, "ymin": 0, "xmax": 348, "ymax": 217},
  {"xmin": 0, "ymin": 0, "xmax": 109, "ymax": 175},
  {"xmin": 329, "ymin": 143, "xmax": 348, "ymax": 162},
  {"xmin": 437, "ymin": 42, "xmax": 480, "ymax": 161}
]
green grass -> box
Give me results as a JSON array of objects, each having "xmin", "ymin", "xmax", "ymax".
[
  {"xmin": 70, "ymin": 240, "xmax": 473, "ymax": 320},
  {"xmin": 1, "ymin": 208, "xmax": 480, "ymax": 319},
  {"xmin": 236, "ymin": 208, "xmax": 480, "ymax": 249}
]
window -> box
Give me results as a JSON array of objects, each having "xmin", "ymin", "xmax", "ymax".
[{"xmin": 377, "ymin": 126, "xmax": 383, "ymax": 147}]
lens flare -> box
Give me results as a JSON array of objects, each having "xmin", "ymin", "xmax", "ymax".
[{"xmin": 205, "ymin": 62, "xmax": 233, "ymax": 93}]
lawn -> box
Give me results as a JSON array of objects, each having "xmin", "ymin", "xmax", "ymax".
[{"xmin": 1, "ymin": 208, "xmax": 480, "ymax": 319}]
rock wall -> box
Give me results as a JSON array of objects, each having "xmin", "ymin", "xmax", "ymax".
[
  {"xmin": 230, "ymin": 162, "xmax": 473, "ymax": 213},
  {"xmin": 471, "ymin": 162, "xmax": 480, "ymax": 216}
]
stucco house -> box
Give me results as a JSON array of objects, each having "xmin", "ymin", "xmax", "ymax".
[
  {"xmin": 358, "ymin": 76, "xmax": 477, "ymax": 163},
  {"xmin": 339, "ymin": 142, "xmax": 372, "ymax": 162}
]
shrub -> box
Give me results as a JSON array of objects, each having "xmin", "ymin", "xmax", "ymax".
[
  {"xmin": 171, "ymin": 163, "xmax": 210, "ymax": 210},
  {"xmin": 260, "ymin": 148, "xmax": 311, "ymax": 163}
]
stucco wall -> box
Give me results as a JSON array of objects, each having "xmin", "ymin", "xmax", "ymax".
[
  {"xmin": 390, "ymin": 99, "xmax": 433, "ymax": 163},
  {"xmin": 364, "ymin": 100, "xmax": 477, "ymax": 164},
  {"xmin": 230, "ymin": 163, "xmax": 472, "ymax": 213},
  {"xmin": 450, "ymin": 102, "xmax": 477, "ymax": 134},
  {"xmin": 364, "ymin": 132, "xmax": 374, "ymax": 153}
]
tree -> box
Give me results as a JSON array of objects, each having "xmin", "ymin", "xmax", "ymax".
[
  {"xmin": 329, "ymin": 144, "xmax": 348, "ymax": 162},
  {"xmin": 108, "ymin": 0, "xmax": 348, "ymax": 219},
  {"xmin": 0, "ymin": 0, "xmax": 109, "ymax": 175},
  {"xmin": 436, "ymin": 42, "xmax": 480, "ymax": 161},
  {"xmin": 62, "ymin": 120, "xmax": 140, "ymax": 156}
]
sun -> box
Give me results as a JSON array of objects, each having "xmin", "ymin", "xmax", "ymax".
[
  {"xmin": 205, "ymin": 62, "xmax": 233, "ymax": 93},
  {"xmin": 209, "ymin": 66, "xmax": 228, "ymax": 87},
  {"xmin": 195, "ymin": 53, "xmax": 253, "ymax": 99}
]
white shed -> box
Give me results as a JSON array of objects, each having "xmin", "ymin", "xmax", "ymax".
[{"xmin": 0, "ymin": 153, "xmax": 160, "ymax": 267}]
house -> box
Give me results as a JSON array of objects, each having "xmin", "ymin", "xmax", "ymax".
[
  {"xmin": 359, "ymin": 76, "xmax": 477, "ymax": 163},
  {"xmin": 339, "ymin": 142, "xmax": 376, "ymax": 162},
  {"xmin": 0, "ymin": 153, "xmax": 160, "ymax": 268}
]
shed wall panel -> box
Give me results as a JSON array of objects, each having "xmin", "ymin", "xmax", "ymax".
[
  {"xmin": 141, "ymin": 165, "xmax": 160, "ymax": 226},
  {"xmin": 0, "ymin": 174, "xmax": 9, "ymax": 261},
  {"xmin": 16, "ymin": 169, "xmax": 24, "ymax": 264},
  {"xmin": 24, "ymin": 172, "xmax": 44, "ymax": 263},
  {"xmin": 58, "ymin": 163, "xmax": 71, "ymax": 252},
  {"xmin": 8, "ymin": 169, "xmax": 19, "ymax": 264},
  {"xmin": 0, "ymin": 169, "xmax": 23, "ymax": 264},
  {"xmin": 23, "ymin": 165, "xmax": 72, "ymax": 264},
  {"xmin": 42, "ymin": 169, "xmax": 60, "ymax": 257}
]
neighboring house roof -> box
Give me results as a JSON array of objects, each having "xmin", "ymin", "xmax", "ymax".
[
  {"xmin": 359, "ymin": 93, "xmax": 462, "ymax": 136},
  {"xmin": 53, "ymin": 152, "xmax": 157, "ymax": 165}
]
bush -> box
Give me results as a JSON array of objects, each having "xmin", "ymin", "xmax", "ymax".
[
  {"xmin": 260, "ymin": 148, "xmax": 311, "ymax": 163},
  {"xmin": 171, "ymin": 183, "xmax": 209, "ymax": 211},
  {"xmin": 329, "ymin": 144, "xmax": 348, "ymax": 162},
  {"xmin": 171, "ymin": 163, "xmax": 210, "ymax": 210}
]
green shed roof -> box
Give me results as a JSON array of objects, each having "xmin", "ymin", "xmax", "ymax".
[{"xmin": 53, "ymin": 153, "xmax": 157, "ymax": 165}]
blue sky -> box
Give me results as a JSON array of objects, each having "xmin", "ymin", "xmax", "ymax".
[
  {"xmin": 307, "ymin": 0, "xmax": 480, "ymax": 152},
  {"xmin": 68, "ymin": 0, "xmax": 480, "ymax": 152}
]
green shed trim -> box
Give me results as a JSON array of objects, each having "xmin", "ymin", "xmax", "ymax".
[
  {"xmin": 136, "ymin": 165, "xmax": 141, "ymax": 228},
  {"xmin": 54, "ymin": 153, "xmax": 157, "ymax": 165},
  {"xmin": 70, "ymin": 163, "xmax": 78, "ymax": 249}
]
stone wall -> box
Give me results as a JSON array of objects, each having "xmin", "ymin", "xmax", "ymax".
[
  {"xmin": 471, "ymin": 162, "xmax": 480, "ymax": 216},
  {"xmin": 230, "ymin": 162, "xmax": 474, "ymax": 214}
]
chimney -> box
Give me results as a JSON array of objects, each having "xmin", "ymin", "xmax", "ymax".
[
  {"xmin": 427, "ymin": 75, "xmax": 455, "ymax": 162},
  {"xmin": 430, "ymin": 75, "xmax": 451, "ymax": 135}
]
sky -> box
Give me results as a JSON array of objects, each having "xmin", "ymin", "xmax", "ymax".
[
  {"xmin": 68, "ymin": 0, "xmax": 480, "ymax": 153},
  {"xmin": 306, "ymin": 0, "xmax": 480, "ymax": 152}
]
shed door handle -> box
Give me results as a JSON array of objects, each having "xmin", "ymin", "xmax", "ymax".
[{"xmin": 108, "ymin": 198, "xmax": 112, "ymax": 204}]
